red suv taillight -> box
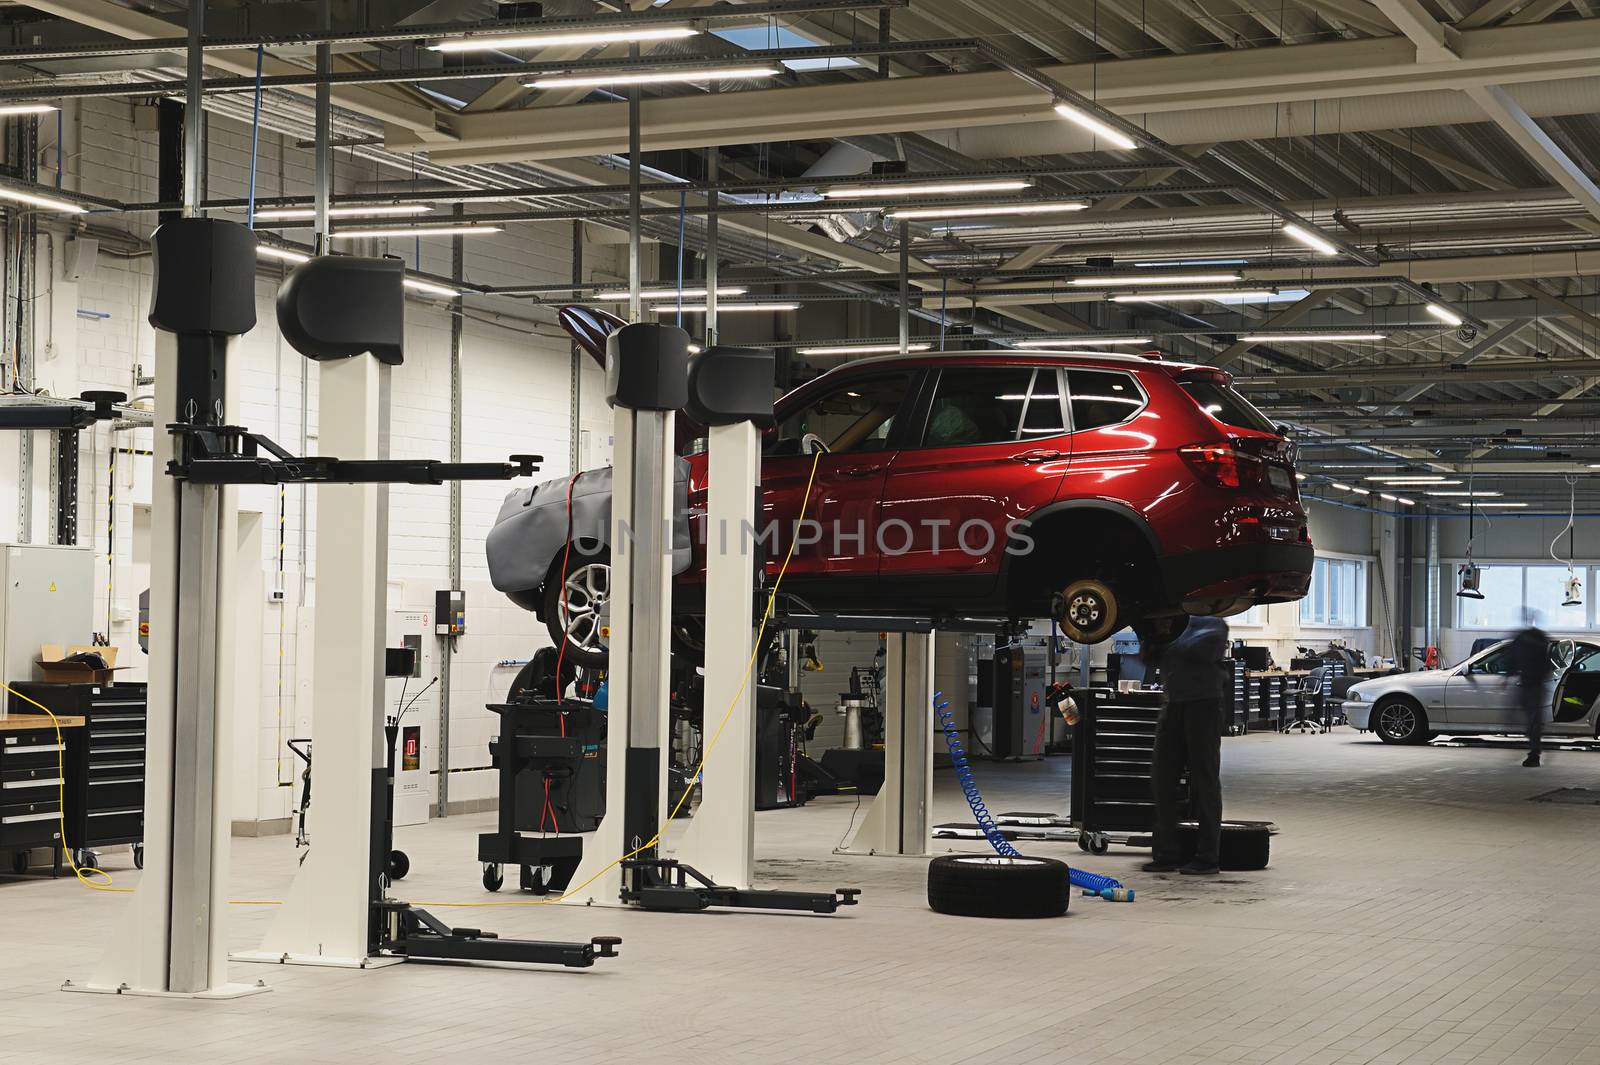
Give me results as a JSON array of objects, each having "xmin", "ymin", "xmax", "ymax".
[{"xmin": 1179, "ymin": 443, "xmax": 1262, "ymax": 488}]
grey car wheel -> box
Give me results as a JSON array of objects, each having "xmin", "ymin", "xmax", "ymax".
[
  {"xmin": 1373, "ymin": 697, "xmax": 1429, "ymax": 745},
  {"xmin": 542, "ymin": 547, "xmax": 611, "ymax": 669}
]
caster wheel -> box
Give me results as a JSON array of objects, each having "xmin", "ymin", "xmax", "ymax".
[
  {"xmin": 75, "ymin": 849, "xmax": 99, "ymax": 870},
  {"xmin": 133, "ymin": 844, "xmax": 144, "ymax": 870},
  {"xmin": 1077, "ymin": 835, "xmax": 1091, "ymax": 853},
  {"xmin": 386, "ymin": 850, "xmax": 410, "ymax": 881},
  {"xmin": 482, "ymin": 863, "xmax": 504, "ymax": 893},
  {"xmin": 10, "ymin": 850, "xmax": 28, "ymax": 874},
  {"xmin": 520, "ymin": 865, "xmax": 551, "ymax": 896},
  {"xmin": 1089, "ymin": 834, "xmax": 1110, "ymax": 856}
]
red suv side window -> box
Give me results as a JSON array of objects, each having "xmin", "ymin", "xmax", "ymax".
[
  {"xmin": 921, "ymin": 366, "xmax": 1058, "ymax": 448},
  {"xmin": 1065, "ymin": 368, "xmax": 1146, "ymax": 431}
]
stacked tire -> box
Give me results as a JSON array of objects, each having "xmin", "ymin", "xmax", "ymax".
[
  {"xmin": 1177, "ymin": 821, "xmax": 1271, "ymax": 870},
  {"xmin": 927, "ymin": 855, "xmax": 1071, "ymax": 918}
]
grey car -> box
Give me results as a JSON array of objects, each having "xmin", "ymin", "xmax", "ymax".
[{"xmin": 1343, "ymin": 638, "xmax": 1600, "ymax": 744}]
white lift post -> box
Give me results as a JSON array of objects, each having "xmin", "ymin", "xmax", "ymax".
[{"xmin": 845, "ymin": 631, "xmax": 935, "ymax": 856}]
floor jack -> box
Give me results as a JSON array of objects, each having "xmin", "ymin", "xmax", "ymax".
[{"xmin": 620, "ymin": 858, "xmax": 859, "ymax": 914}]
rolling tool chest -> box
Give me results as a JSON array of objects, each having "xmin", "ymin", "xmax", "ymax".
[
  {"xmin": 9, "ymin": 681, "xmax": 147, "ymax": 867},
  {"xmin": 0, "ymin": 715, "xmax": 86, "ymax": 875},
  {"xmin": 1070, "ymin": 687, "xmax": 1185, "ymax": 838}
]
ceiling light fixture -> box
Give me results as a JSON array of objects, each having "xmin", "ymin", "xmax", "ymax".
[
  {"xmin": 330, "ymin": 225, "xmax": 502, "ymax": 239},
  {"xmin": 527, "ymin": 65, "xmax": 779, "ymax": 89},
  {"xmin": 403, "ymin": 278, "xmax": 460, "ymax": 297},
  {"xmin": 796, "ymin": 343, "xmax": 934, "ymax": 356},
  {"xmin": 1396, "ymin": 497, "xmax": 1416, "ymax": 506},
  {"xmin": 1052, "ymin": 102, "xmax": 1138, "ymax": 150},
  {"xmin": 887, "ymin": 201, "xmax": 1090, "ymax": 220},
  {"xmin": 591, "ymin": 286, "xmax": 748, "ymax": 300},
  {"xmin": 0, "ymin": 104, "xmax": 58, "ymax": 116},
  {"xmin": 1110, "ymin": 291, "xmax": 1275, "ymax": 303},
  {"xmin": 1015, "ymin": 338, "xmax": 1153, "ymax": 348},
  {"xmin": 256, "ymin": 245, "xmax": 311, "ymax": 264},
  {"xmin": 253, "ymin": 205, "xmax": 432, "ymax": 221},
  {"xmin": 1070, "ymin": 273, "xmax": 1240, "ymax": 287},
  {"xmin": 1364, "ymin": 475, "xmax": 1456, "ymax": 484},
  {"xmin": 1467, "ymin": 502, "xmax": 1528, "ymax": 508},
  {"xmin": 1282, "ymin": 223, "xmax": 1338, "ymax": 256},
  {"xmin": 1380, "ymin": 493, "xmax": 1398, "ymax": 502},
  {"xmin": 820, "ymin": 179, "xmax": 1033, "ymax": 199},
  {"xmin": 1427, "ymin": 490, "xmax": 1502, "ymax": 497},
  {"xmin": 1426, "ymin": 303, "xmax": 1464, "ymax": 326},
  {"xmin": 1330, "ymin": 482, "xmax": 1354, "ymax": 491},
  {"xmin": 0, "ymin": 186, "xmax": 87, "ymax": 214},
  {"xmin": 1351, "ymin": 487, "xmax": 1371, "ymax": 495},
  {"xmin": 654, "ymin": 302, "xmax": 800, "ymax": 314},
  {"xmin": 430, "ymin": 25, "xmax": 699, "ymax": 53},
  {"xmin": 1241, "ymin": 333, "xmax": 1387, "ymax": 343}
]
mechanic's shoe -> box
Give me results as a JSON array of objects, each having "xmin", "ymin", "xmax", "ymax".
[
  {"xmin": 1142, "ymin": 860, "xmax": 1179, "ymax": 873},
  {"xmin": 1523, "ymin": 754, "xmax": 1541, "ymax": 767},
  {"xmin": 1179, "ymin": 861, "xmax": 1220, "ymax": 876}
]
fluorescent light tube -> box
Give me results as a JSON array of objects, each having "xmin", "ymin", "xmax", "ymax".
[
  {"xmin": 528, "ymin": 66, "xmax": 779, "ymax": 89},
  {"xmin": 403, "ymin": 278, "xmax": 460, "ymax": 297},
  {"xmin": 1364, "ymin": 476, "xmax": 1457, "ymax": 484},
  {"xmin": 1330, "ymin": 482, "xmax": 1353, "ymax": 491},
  {"xmin": 1111, "ymin": 291, "xmax": 1275, "ymax": 303},
  {"xmin": 887, "ymin": 201, "xmax": 1090, "ymax": 220},
  {"xmin": 821, "ymin": 179, "xmax": 1032, "ymax": 199},
  {"xmin": 1380, "ymin": 493, "xmax": 1398, "ymax": 502},
  {"xmin": 655, "ymin": 302, "xmax": 800, "ymax": 314},
  {"xmin": 257, "ymin": 246, "xmax": 312, "ymax": 264},
  {"xmin": 0, "ymin": 186, "xmax": 87, "ymax": 213},
  {"xmin": 330, "ymin": 225, "xmax": 502, "ymax": 239},
  {"xmin": 253, "ymin": 205, "xmax": 432, "ymax": 221},
  {"xmin": 1241, "ymin": 333, "xmax": 1387, "ymax": 342},
  {"xmin": 1052, "ymin": 102, "xmax": 1138, "ymax": 150},
  {"xmin": 1015, "ymin": 338, "xmax": 1153, "ymax": 347},
  {"xmin": 1426, "ymin": 303, "xmax": 1464, "ymax": 326},
  {"xmin": 1395, "ymin": 497, "xmax": 1416, "ymax": 506},
  {"xmin": 591, "ymin": 286, "xmax": 748, "ymax": 300},
  {"xmin": 1282, "ymin": 223, "xmax": 1338, "ymax": 256},
  {"xmin": 796, "ymin": 343, "xmax": 933, "ymax": 356},
  {"xmin": 1070, "ymin": 274, "xmax": 1240, "ymax": 287},
  {"xmin": 1467, "ymin": 502, "xmax": 1527, "ymax": 508},
  {"xmin": 0, "ymin": 104, "xmax": 58, "ymax": 116},
  {"xmin": 431, "ymin": 25, "xmax": 699, "ymax": 53},
  {"xmin": 1427, "ymin": 490, "xmax": 1502, "ymax": 497}
]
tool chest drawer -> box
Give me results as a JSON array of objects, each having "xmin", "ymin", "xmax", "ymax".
[{"xmin": 8, "ymin": 682, "xmax": 146, "ymax": 852}]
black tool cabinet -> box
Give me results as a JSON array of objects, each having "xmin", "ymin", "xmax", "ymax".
[
  {"xmin": 9, "ymin": 681, "xmax": 147, "ymax": 868},
  {"xmin": 1226, "ymin": 660, "xmax": 1252, "ymax": 735},
  {"xmin": 1070, "ymin": 688, "xmax": 1183, "ymax": 836},
  {"xmin": 0, "ymin": 717, "xmax": 82, "ymax": 876}
]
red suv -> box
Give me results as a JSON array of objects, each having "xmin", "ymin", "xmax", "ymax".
[{"xmin": 488, "ymin": 324, "xmax": 1312, "ymax": 664}]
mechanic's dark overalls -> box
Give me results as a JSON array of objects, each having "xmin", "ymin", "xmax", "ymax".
[
  {"xmin": 1507, "ymin": 626, "xmax": 1551, "ymax": 766},
  {"xmin": 1148, "ymin": 616, "xmax": 1230, "ymax": 869}
]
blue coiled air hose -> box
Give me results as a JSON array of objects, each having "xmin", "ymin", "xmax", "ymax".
[{"xmin": 935, "ymin": 692, "xmax": 1132, "ymax": 902}]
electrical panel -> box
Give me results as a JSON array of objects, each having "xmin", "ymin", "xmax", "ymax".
[
  {"xmin": 434, "ymin": 589, "xmax": 465, "ymax": 636},
  {"xmin": 0, "ymin": 544, "xmax": 94, "ymax": 689},
  {"xmin": 388, "ymin": 609, "xmax": 440, "ymax": 827}
]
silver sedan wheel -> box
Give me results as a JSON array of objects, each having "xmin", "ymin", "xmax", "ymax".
[{"xmin": 1378, "ymin": 701, "xmax": 1418, "ymax": 741}]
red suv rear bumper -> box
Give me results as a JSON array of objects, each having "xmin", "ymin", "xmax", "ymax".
[{"xmin": 1161, "ymin": 541, "xmax": 1313, "ymax": 607}]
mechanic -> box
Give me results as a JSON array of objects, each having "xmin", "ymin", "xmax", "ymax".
[
  {"xmin": 1141, "ymin": 614, "xmax": 1231, "ymax": 875},
  {"xmin": 1507, "ymin": 610, "xmax": 1551, "ymax": 768}
]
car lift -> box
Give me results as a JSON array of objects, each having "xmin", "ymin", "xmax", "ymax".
[
  {"xmin": 11, "ymin": 221, "xmax": 616, "ymax": 997},
  {"xmin": 558, "ymin": 324, "xmax": 857, "ymax": 914}
]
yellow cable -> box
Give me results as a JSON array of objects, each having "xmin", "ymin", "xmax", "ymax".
[
  {"xmin": 2, "ymin": 683, "xmax": 133, "ymax": 893},
  {"xmin": 414, "ymin": 448, "xmax": 824, "ymax": 909}
]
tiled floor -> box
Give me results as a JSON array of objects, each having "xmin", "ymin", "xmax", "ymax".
[{"xmin": 4, "ymin": 727, "xmax": 1600, "ymax": 1065}]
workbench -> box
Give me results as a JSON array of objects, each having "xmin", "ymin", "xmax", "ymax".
[{"xmin": 0, "ymin": 714, "xmax": 87, "ymax": 877}]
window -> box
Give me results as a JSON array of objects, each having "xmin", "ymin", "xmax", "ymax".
[
  {"xmin": 1299, "ymin": 556, "xmax": 1368, "ymax": 627},
  {"xmin": 1177, "ymin": 376, "xmax": 1278, "ymax": 434},
  {"xmin": 1454, "ymin": 563, "xmax": 1590, "ymax": 631},
  {"xmin": 1066, "ymin": 369, "xmax": 1146, "ymax": 431},
  {"xmin": 922, "ymin": 367, "xmax": 1033, "ymax": 447},
  {"xmin": 1233, "ymin": 604, "xmax": 1268, "ymax": 627},
  {"xmin": 1468, "ymin": 647, "xmax": 1513, "ymax": 675},
  {"xmin": 771, "ymin": 372, "xmax": 912, "ymax": 456}
]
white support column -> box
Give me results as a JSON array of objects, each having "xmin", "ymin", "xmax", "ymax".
[
  {"xmin": 673, "ymin": 420, "xmax": 760, "ymax": 887},
  {"xmin": 845, "ymin": 631, "xmax": 934, "ymax": 856},
  {"xmin": 239, "ymin": 355, "xmax": 394, "ymax": 968},
  {"xmin": 68, "ymin": 332, "xmax": 264, "ymax": 1001}
]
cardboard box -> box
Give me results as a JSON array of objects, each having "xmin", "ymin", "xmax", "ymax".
[{"xmin": 36, "ymin": 644, "xmax": 123, "ymax": 685}]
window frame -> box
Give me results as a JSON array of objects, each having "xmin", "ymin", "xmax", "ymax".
[
  {"xmin": 768, "ymin": 368, "xmax": 924, "ymax": 456},
  {"xmin": 1448, "ymin": 559, "xmax": 1596, "ymax": 632},
  {"xmin": 904, "ymin": 365, "xmax": 1070, "ymax": 451},
  {"xmin": 1298, "ymin": 551, "xmax": 1372, "ymax": 629},
  {"xmin": 1063, "ymin": 367, "xmax": 1149, "ymax": 434}
]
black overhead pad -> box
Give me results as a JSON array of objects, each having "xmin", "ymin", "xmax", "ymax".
[
  {"xmin": 686, "ymin": 345, "xmax": 775, "ymax": 428},
  {"xmin": 277, "ymin": 255, "xmax": 404, "ymax": 365},
  {"xmin": 148, "ymin": 218, "xmax": 258, "ymax": 337},
  {"xmin": 606, "ymin": 323, "xmax": 689, "ymax": 411}
]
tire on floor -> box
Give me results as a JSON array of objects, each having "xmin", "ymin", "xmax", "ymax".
[
  {"xmin": 927, "ymin": 854, "xmax": 1071, "ymax": 918},
  {"xmin": 1177, "ymin": 821, "xmax": 1271, "ymax": 871}
]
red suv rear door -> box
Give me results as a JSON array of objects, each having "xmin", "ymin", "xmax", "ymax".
[{"xmin": 877, "ymin": 364, "xmax": 1071, "ymax": 593}]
